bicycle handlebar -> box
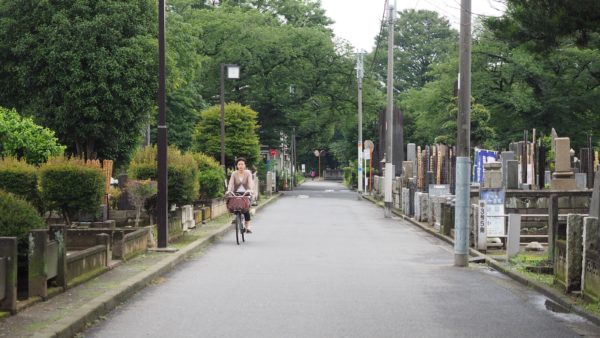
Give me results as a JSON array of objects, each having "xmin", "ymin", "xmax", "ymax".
[{"xmin": 225, "ymin": 191, "xmax": 253, "ymax": 197}]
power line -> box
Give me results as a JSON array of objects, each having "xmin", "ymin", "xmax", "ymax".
[{"xmin": 369, "ymin": 0, "xmax": 390, "ymax": 74}]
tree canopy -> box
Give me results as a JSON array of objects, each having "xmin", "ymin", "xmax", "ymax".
[
  {"xmin": 0, "ymin": 0, "xmax": 158, "ymax": 165},
  {"xmin": 193, "ymin": 103, "xmax": 261, "ymax": 168}
]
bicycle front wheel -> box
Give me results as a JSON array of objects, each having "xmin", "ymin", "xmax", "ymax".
[{"xmin": 235, "ymin": 213, "xmax": 242, "ymax": 245}]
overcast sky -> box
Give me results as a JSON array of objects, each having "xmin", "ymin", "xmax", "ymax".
[{"xmin": 319, "ymin": 0, "xmax": 507, "ymax": 51}]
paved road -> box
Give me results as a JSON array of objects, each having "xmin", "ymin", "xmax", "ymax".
[{"xmin": 84, "ymin": 181, "xmax": 600, "ymax": 337}]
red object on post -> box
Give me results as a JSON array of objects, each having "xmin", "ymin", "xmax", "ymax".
[{"xmin": 270, "ymin": 149, "xmax": 277, "ymax": 157}]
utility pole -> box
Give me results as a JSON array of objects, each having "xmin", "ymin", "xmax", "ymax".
[
  {"xmin": 384, "ymin": 1, "xmax": 395, "ymax": 218},
  {"xmin": 455, "ymin": 0, "xmax": 472, "ymax": 267},
  {"xmin": 291, "ymin": 127, "xmax": 296, "ymax": 189},
  {"xmin": 356, "ymin": 51, "xmax": 364, "ymax": 199},
  {"xmin": 219, "ymin": 64, "xmax": 226, "ymax": 168},
  {"xmin": 156, "ymin": 0, "xmax": 168, "ymax": 248}
]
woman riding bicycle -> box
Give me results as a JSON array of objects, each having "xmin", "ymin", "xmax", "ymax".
[{"xmin": 226, "ymin": 157, "xmax": 254, "ymax": 233}]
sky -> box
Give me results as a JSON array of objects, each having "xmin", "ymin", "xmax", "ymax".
[{"xmin": 319, "ymin": 0, "xmax": 507, "ymax": 52}]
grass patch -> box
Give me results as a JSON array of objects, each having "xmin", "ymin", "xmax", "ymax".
[
  {"xmin": 582, "ymin": 301, "xmax": 600, "ymax": 316},
  {"xmin": 509, "ymin": 253, "xmax": 553, "ymax": 285}
]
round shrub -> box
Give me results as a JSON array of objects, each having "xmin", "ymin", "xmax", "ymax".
[
  {"xmin": 40, "ymin": 157, "xmax": 105, "ymax": 224},
  {"xmin": 0, "ymin": 157, "xmax": 41, "ymax": 210},
  {"xmin": 191, "ymin": 152, "xmax": 221, "ymax": 171},
  {"xmin": 128, "ymin": 146, "xmax": 199, "ymax": 206},
  {"xmin": 0, "ymin": 190, "xmax": 46, "ymax": 243},
  {"xmin": 199, "ymin": 168, "xmax": 225, "ymax": 200}
]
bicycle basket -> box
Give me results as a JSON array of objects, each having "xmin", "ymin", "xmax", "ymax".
[{"xmin": 227, "ymin": 196, "xmax": 250, "ymax": 213}]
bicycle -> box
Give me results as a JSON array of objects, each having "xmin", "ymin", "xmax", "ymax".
[{"xmin": 225, "ymin": 191, "xmax": 252, "ymax": 245}]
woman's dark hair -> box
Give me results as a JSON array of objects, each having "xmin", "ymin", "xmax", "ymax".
[{"xmin": 235, "ymin": 157, "xmax": 247, "ymax": 166}]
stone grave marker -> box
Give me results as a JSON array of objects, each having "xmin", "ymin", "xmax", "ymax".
[
  {"xmin": 507, "ymin": 160, "xmax": 519, "ymax": 189},
  {"xmin": 576, "ymin": 173, "xmax": 587, "ymax": 190},
  {"xmin": 407, "ymin": 143, "xmax": 416, "ymax": 172},
  {"xmin": 551, "ymin": 137, "xmax": 576, "ymax": 190},
  {"xmin": 501, "ymin": 151, "xmax": 514, "ymax": 188}
]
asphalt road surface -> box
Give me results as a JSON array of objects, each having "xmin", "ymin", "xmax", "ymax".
[{"xmin": 84, "ymin": 181, "xmax": 600, "ymax": 338}]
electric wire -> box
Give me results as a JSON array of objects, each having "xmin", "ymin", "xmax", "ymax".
[{"xmin": 368, "ymin": 0, "xmax": 390, "ymax": 74}]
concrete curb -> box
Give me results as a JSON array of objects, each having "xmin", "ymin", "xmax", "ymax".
[
  {"xmin": 361, "ymin": 194, "xmax": 600, "ymax": 327},
  {"xmin": 32, "ymin": 194, "xmax": 281, "ymax": 338}
]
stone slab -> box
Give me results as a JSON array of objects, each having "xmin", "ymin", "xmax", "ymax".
[{"xmin": 551, "ymin": 178, "xmax": 577, "ymax": 190}]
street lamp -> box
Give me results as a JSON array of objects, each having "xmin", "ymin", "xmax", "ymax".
[
  {"xmin": 314, "ymin": 149, "xmax": 325, "ymax": 179},
  {"xmin": 220, "ymin": 63, "xmax": 240, "ymax": 168}
]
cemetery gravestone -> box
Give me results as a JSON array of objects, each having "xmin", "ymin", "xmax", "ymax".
[
  {"xmin": 551, "ymin": 137, "xmax": 576, "ymax": 190},
  {"xmin": 507, "ymin": 160, "xmax": 519, "ymax": 189},
  {"xmin": 407, "ymin": 143, "xmax": 416, "ymax": 172},
  {"xmin": 501, "ymin": 151, "xmax": 514, "ymax": 188}
]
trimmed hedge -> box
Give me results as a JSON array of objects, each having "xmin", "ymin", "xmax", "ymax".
[
  {"xmin": 40, "ymin": 157, "xmax": 105, "ymax": 224},
  {"xmin": 0, "ymin": 157, "xmax": 41, "ymax": 210},
  {"xmin": 191, "ymin": 152, "xmax": 221, "ymax": 171},
  {"xmin": 128, "ymin": 146, "xmax": 199, "ymax": 206},
  {"xmin": 0, "ymin": 190, "xmax": 46, "ymax": 243},
  {"xmin": 199, "ymin": 168, "xmax": 225, "ymax": 200},
  {"xmin": 190, "ymin": 152, "xmax": 224, "ymax": 200}
]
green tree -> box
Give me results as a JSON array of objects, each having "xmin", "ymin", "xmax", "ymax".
[
  {"xmin": 0, "ymin": 107, "xmax": 65, "ymax": 164},
  {"xmin": 0, "ymin": 0, "xmax": 158, "ymax": 165},
  {"xmin": 192, "ymin": 103, "xmax": 260, "ymax": 168},
  {"xmin": 481, "ymin": 5, "xmax": 600, "ymax": 148},
  {"xmin": 372, "ymin": 9, "xmax": 458, "ymax": 93},
  {"xmin": 486, "ymin": 0, "xmax": 600, "ymax": 51}
]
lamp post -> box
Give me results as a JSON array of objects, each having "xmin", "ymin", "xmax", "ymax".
[
  {"xmin": 314, "ymin": 150, "xmax": 325, "ymax": 179},
  {"xmin": 220, "ymin": 63, "xmax": 240, "ymax": 168},
  {"xmin": 157, "ymin": 0, "xmax": 168, "ymax": 248}
]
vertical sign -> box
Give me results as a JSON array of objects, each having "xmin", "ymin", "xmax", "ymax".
[
  {"xmin": 480, "ymin": 188, "xmax": 505, "ymax": 236},
  {"xmin": 477, "ymin": 201, "xmax": 487, "ymax": 250}
]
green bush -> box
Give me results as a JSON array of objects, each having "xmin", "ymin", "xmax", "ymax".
[
  {"xmin": 0, "ymin": 190, "xmax": 46, "ymax": 243},
  {"xmin": 0, "ymin": 157, "xmax": 41, "ymax": 211},
  {"xmin": 40, "ymin": 157, "xmax": 105, "ymax": 224},
  {"xmin": 128, "ymin": 146, "xmax": 199, "ymax": 206},
  {"xmin": 0, "ymin": 107, "xmax": 65, "ymax": 164},
  {"xmin": 192, "ymin": 103, "xmax": 261, "ymax": 168},
  {"xmin": 191, "ymin": 152, "xmax": 221, "ymax": 171},
  {"xmin": 190, "ymin": 152, "xmax": 224, "ymax": 200},
  {"xmin": 343, "ymin": 161, "xmax": 358, "ymax": 188},
  {"xmin": 199, "ymin": 168, "xmax": 225, "ymax": 200}
]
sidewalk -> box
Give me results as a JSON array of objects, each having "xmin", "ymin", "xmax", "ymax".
[
  {"xmin": 362, "ymin": 194, "xmax": 600, "ymax": 327},
  {"xmin": 0, "ymin": 194, "xmax": 280, "ymax": 338}
]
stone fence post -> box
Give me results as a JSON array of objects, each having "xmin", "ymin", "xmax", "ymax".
[
  {"xmin": 49, "ymin": 225, "xmax": 67, "ymax": 290},
  {"xmin": 0, "ymin": 237, "xmax": 17, "ymax": 313},
  {"xmin": 28, "ymin": 229, "xmax": 49, "ymax": 299},
  {"xmin": 566, "ymin": 214, "xmax": 584, "ymax": 292}
]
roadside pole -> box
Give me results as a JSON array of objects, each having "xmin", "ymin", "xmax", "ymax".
[
  {"xmin": 455, "ymin": 0, "xmax": 472, "ymax": 267},
  {"xmin": 384, "ymin": 1, "xmax": 395, "ymax": 218},
  {"xmin": 356, "ymin": 51, "xmax": 364, "ymax": 199}
]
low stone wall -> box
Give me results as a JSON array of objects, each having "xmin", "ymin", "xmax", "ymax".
[
  {"xmin": 113, "ymin": 227, "xmax": 150, "ymax": 261},
  {"xmin": 505, "ymin": 190, "xmax": 591, "ymax": 215},
  {"xmin": 66, "ymin": 245, "xmax": 108, "ymax": 284},
  {"xmin": 66, "ymin": 228, "xmax": 128, "ymax": 251},
  {"xmin": 210, "ymin": 198, "xmax": 228, "ymax": 219},
  {"xmin": 110, "ymin": 210, "xmax": 148, "ymax": 226},
  {"xmin": 323, "ymin": 169, "xmax": 343, "ymax": 181}
]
